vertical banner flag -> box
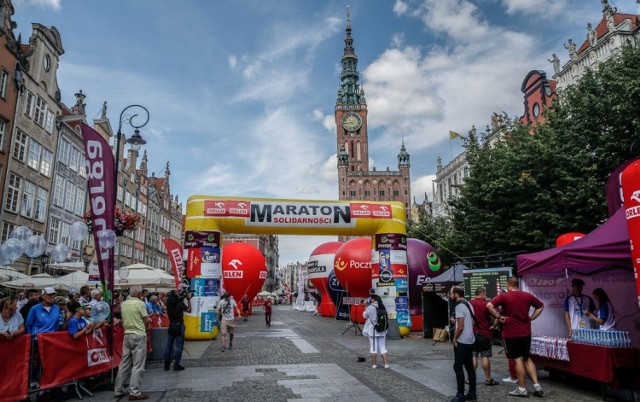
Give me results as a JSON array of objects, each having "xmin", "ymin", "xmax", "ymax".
[
  {"xmin": 163, "ymin": 238, "xmax": 188, "ymax": 292},
  {"xmin": 81, "ymin": 124, "xmax": 115, "ymax": 304},
  {"xmin": 621, "ymin": 161, "xmax": 640, "ymax": 307}
]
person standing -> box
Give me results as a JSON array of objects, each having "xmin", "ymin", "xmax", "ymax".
[
  {"xmin": 587, "ymin": 288, "xmax": 616, "ymax": 330},
  {"xmin": 164, "ymin": 290, "xmax": 191, "ymax": 371},
  {"xmin": 218, "ymin": 292, "xmax": 241, "ymax": 352},
  {"xmin": 114, "ymin": 287, "xmax": 151, "ymax": 401},
  {"xmin": 362, "ymin": 294, "xmax": 389, "ymax": 369},
  {"xmin": 487, "ymin": 276, "xmax": 544, "ymax": 398},
  {"xmin": 449, "ymin": 286, "xmax": 476, "ymax": 402},
  {"xmin": 469, "ymin": 287, "xmax": 498, "ymax": 386},
  {"xmin": 264, "ymin": 296, "xmax": 273, "ymax": 327},
  {"xmin": 241, "ymin": 294, "xmax": 250, "ymax": 321},
  {"xmin": 564, "ymin": 278, "xmax": 595, "ymax": 337}
]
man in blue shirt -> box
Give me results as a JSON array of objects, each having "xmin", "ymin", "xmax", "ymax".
[{"xmin": 25, "ymin": 287, "xmax": 60, "ymax": 334}]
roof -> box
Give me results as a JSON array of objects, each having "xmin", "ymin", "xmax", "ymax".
[{"xmin": 577, "ymin": 13, "xmax": 639, "ymax": 55}]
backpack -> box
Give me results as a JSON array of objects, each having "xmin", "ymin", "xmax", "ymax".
[{"xmin": 374, "ymin": 307, "xmax": 389, "ymax": 332}]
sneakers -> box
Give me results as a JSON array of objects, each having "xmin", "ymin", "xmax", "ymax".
[
  {"xmin": 174, "ymin": 364, "xmax": 185, "ymax": 371},
  {"xmin": 503, "ymin": 377, "xmax": 518, "ymax": 384},
  {"xmin": 372, "ymin": 364, "xmax": 377, "ymax": 369},
  {"xmin": 533, "ymin": 384, "xmax": 544, "ymax": 397},
  {"xmin": 509, "ymin": 387, "xmax": 529, "ymax": 398},
  {"xmin": 384, "ymin": 364, "xmax": 390, "ymax": 369},
  {"xmin": 221, "ymin": 346, "xmax": 226, "ymax": 352}
]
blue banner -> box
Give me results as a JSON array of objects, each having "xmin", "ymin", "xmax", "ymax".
[{"xmin": 200, "ymin": 311, "xmax": 217, "ymax": 332}]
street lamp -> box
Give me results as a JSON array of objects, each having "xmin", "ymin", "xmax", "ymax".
[
  {"xmin": 82, "ymin": 248, "xmax": 92, "ymax": 272},
  {"xmin": 113, "ymin": 105, "xmax": 149, "ymax": 209}
]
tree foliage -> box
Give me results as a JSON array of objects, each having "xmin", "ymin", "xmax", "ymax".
[{"xmin": 417, "ymin": 46, "xmax": 640, "ymax": 262}]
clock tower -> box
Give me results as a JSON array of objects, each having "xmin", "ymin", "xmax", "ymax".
[{"xmin": 336, "ymin": 6, "xmax": 411, "ymax": 221}]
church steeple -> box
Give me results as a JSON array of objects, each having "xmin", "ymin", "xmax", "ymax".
[
  {"xmin": 397, "ymin": 139, "xmax": 410, "ymax": 168},
  {"xmin": 337, "ymin": 5, "xmax": 366, "ymax": 106}
]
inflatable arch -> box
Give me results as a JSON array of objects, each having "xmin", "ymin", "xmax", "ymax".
[{"xmin": 183, "ymin": 195, "xmax": 408, "ymax": 340}]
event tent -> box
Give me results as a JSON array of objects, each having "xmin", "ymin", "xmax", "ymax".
[
  {"xmin": 115, "ymin": 263, "xmax": 175, "ymax": 287},
  {"xmin": 56, "ymin": 270, "xmax": 93, "ymax": 291},
  {"xmin": 517, "ymin": 208, "xmax": 632, "ymax": 275},
  {"xmin": 1, "ymin": 273, "xmax": 58, "ymax": 290}
]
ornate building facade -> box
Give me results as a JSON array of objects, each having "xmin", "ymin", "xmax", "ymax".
[{"xmin": 335, "ymin": 7, "xmax": 411, "ymax": 222}]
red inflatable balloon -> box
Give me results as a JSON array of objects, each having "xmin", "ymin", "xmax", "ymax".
[
  {"xmin": 308, "ymin": 242, "xmax": 342, "ymax": 317},
  {"xmin": 221, "ymin": 242, "xmax": 267, "ymax": 304},
  {"xmin": 334, "ymin": 238, "xmax": 372, "ymax": 297},
  {"xmin": 556, "ymin": 232, "xmax": 585, "ymax": 247}
]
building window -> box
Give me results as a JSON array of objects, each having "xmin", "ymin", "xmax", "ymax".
[
  {"xmin": 75, "ymin": 188, "xmax": 85, "ymax": 216},
  {"xmin": 0, "ymin": 118, "xmax": 6, "ymax": 150},
  {"xmin": 40, "ymin": 148, "xmax": 53, "ymax": 177},
  {"xmin": 69, "ymin": 147, "xmax": 81, "ymax": 172},
  {"xmin": 64, "ymin": 182, "xmax": 76, "ymax": 212},
  {"xmin": 35, "ymin": 188, "xmax": 47, "ymax": 222},
  {"xmin": 350, "ymin": 190, "xmax": 356, "ymax": 197},
  {"xmin": 60, "ymin": 221, "xmax": 70, "ymax": 245},
  {"xmin": 364, "ymin": 190, "xmax": 371, "ymax": 196},
  {"xmin": 58, "ymin": 138, "xmax": 70, "ymax": 165},
  {"xmin": 53, "ymin": 174, "xmax": 64, "ymax": 207},
  {"xmin": 27, "ymin": 140, "xmax": 42, "ymax": 170},
  {"xmin": 379, "ymin": 190, "xmax": 385, "ymax": 197},
  {"xmin": 48, "ymin": 217, "xmax": 60, "ymax": 244},
  {"xmin": 5, "ymin": 173, "xmax": 21, "ymax": 213},
  {"xmin": 13, "ymin": 130, "xmax": 27, "ymax": 161},
  {"xmin": 24, "ymin": 91, "xmax": 34, "ymax": 117},
  {"xmin": 0, "ymin": 69, "xmax": 8, "ymax": 99},
  {"xmin": 21, "ymin": 180, "xmax": 36, "ymax": 218},
  {"xmin": 2, "ymin": 222, "xmax": 15, "ymax": 242},
  {"xmin": 393, "ymin": 190, "xmax": 399, "ymax": 196},
  {"xmin": 45, "ymin": 110, "xmax": 55, "ymax": 134},
  {"xmin": 34, "ymin": 96, "xmax": 47, "ymax": 127}
]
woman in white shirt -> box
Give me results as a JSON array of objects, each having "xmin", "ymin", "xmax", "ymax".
[
  {"xmin": 587, "ymin": 288, "xmax": 616, "ymax": 331},
  {"xmin": 0, "ymin": 295, "xmax": 25, "ymax": 339},
  {"xmin": 362, "ymin": 294, "xmax": 389, "ymax": 369}
]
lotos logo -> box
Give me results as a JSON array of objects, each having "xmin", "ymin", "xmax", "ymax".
[
  {"xmin": 334, "ymin": 257, "xmax": 348, "ymax": 271},
  {"xmin": 87, "ymin": 348, "xmax": 110, "ymax": 367},
  {"xmin": 427, "ymin": 252, "xmax": 441, "ymax": 272}
]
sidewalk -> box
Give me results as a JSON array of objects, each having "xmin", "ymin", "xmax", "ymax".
[{"xmin": 55, "ymin": 304, "xmax": 616, "ymax": 401}]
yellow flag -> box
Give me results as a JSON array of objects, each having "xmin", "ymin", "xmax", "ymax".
[{"xmin": 449, "ymin": 130, "xmax": 463, "ymax": 140}]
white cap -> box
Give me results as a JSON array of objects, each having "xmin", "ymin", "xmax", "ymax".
[{"xmin": 42, "ymin": 287, "xmax": 56, "ymax": 295}]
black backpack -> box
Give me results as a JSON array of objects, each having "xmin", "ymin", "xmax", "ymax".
[{"xmin": 374, "ymin": 307, "xmax": 389, "ymax": 332}]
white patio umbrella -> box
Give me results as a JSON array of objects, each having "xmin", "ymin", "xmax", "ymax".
[
  {"xmin": 0, "ymin": 267, "xmax": 27, "ymax": 282},
  {"xmin": 115, "ymin": 263, "xmax": 175, "ymax": 287},
  {"xmin": 1, "ymin": 273, "xmax": 58, "ymax": 290},
  {"xmin": 56, "ymin": 270, "xmax": 92, "ymax": 291},
  {"xmin": 48, "ymin": 261, "xmax": 98, "ymax": 273}
]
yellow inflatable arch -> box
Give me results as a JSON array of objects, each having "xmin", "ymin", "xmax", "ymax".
[{"xmin": 183, "ymin": 195, "xmax": 408, "ymax": 340}]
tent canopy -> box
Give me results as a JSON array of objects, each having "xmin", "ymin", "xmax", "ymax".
[
  {"xmin": 517, "ymin": 207, "xmax": 632, "ymax": 276},
  {"xmin": 115, "ymin": 263, "xmax": 175, "ymax": 287}
]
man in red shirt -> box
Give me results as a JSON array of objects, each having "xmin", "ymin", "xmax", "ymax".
[
  {"xmin": 487, "ymin": 276, "xmax": 544, "ymax": 398},
  {"xmin": 469, "ymin": 287, "xmax": 498, "ymax": 386}
]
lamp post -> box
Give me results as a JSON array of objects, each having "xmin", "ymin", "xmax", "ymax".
[{"xmin": 82, "ymin": 248, "xmax": 92, "ymax": 272}]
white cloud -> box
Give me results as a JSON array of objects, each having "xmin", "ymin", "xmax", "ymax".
[
  {"xmin": 501, "ymin": 0, "xmax": 569, "ymax": 16},
  {"xmin": 393, "ymin": 0, "xmax": 409, "ymax": 16},
  {"xmin": 15, "ymin": 0, "xmax": 60, "ymax": 10},
  {"xmin": 412, "ymin": 174, "xmax": 436, "ymax": 203},
  {"xmin": 228, "ymin": 55, "xmax": 237, "ymax": 69}
]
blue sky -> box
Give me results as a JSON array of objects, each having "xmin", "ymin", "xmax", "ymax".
[{"xmin": 11, "ymin": 0, "xmax": 638, "ymax": 265}]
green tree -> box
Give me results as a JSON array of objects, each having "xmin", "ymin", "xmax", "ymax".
[{"xmin": 449, "ymin": 46, "xmax": 640, "ymax": 258}]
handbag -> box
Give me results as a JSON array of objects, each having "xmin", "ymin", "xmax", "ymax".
[{"xmin": 460, "ymin": 301, "xmax": 492, "ymax": 351}]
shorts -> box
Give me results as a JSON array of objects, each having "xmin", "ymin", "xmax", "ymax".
[
  {"xmin": 220, "ymin": 319, "xmax": 236, "ymax": 335},
  {"xmin": 504, "ymin": 336, "xmax": 531, "ymax": 360},
  {"xmin": 472, "ymin": 343, "xmax": 493, "ymax": 358}
]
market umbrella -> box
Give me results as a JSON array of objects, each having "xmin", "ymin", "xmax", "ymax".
[
  {"xmin": 48, "ymin": 261, "xmax": 99, "ymax": 273},
  {"xmin": 115, "ymin": 263, "xmax": 175, "ymax": 287},
  {"xmin": 0, "ymin": 267, "xmax": 27, "ymax": 282},
  {"xmin": 56, "ymin": 270, "xmax": 92, "ymax": 291},
  {"xmin": 1, "ymin": 273, "xmax": 58, "ymax": 290}
]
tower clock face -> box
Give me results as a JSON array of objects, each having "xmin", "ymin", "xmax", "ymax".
[{"xmin": 342, "ymin": 112, "xmax": 362, "ymax": 131}]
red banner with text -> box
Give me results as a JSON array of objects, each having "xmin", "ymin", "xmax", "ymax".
[{"xmin": 0, "ymin": 335, "xmax": 30, "ymax": 402}]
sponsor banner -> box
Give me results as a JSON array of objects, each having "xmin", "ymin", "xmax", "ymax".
[
  {"xmin": 223, "ymin": 270, "xmax": 244, "ymax": 279},
  {"xmin": 343, "ymin": 297, "xmax": 368, "ymax": 305},
  {"xmin": 391, "ymin": 263, "xmax": 408, "ymax": 279},
  {"xmin": 349, "ymin": 203, "xmax": 393, "ymax": 219},
  {"xmin": 38, "ymin": 330, "xmax": 112, "ymax": 389},
  {"xmin": 200, "ymin": 312, "xmax": 217, "ymax": 332},
  {"xmin": 395, "ymin": 296, "xmax": 409, "ymax": 312},
  {"xmin": 245, "ymin": 201, "xmax": 356, "ymax": 229},
  {"xmin": 163, "ymin": 238, "xmax": 187, "ymax": 291},
  {"xmin": 375, "ymin": 233, "xmax": 407, "ymax": 251},
  {"xmin": 191, "ymin": 278, "xmax": 219, "ymax": 297},
  {"xmin": 396, "ymin": 310, "xmax": 411, "ymax": 326},
  {"xmin": 621, "ymin": 162, "xmax": 640, "ymax": 307},
  {"xmin": 204, "ymin": 200, "xmax": 251, "ymax": 218},
  {"xmin": 259, "ymin": 271, "xmax": 267, "ymax": 279},
  {"xmin": 187, "ymin": 248, "xmax": 202, "ymax": 277},
  {"xmin": 390, "ymin": 250, "xmax": 407, "ymax": 265},
  {"xmin": 0, "ymin": 334, "xmax": 30, "ymax": 401},
  {"xmin": 201, "ymin": 262, "xmax": 221, "ymax": 278},
  {"xmin": 184, "ymin": 231, "xmax": 221, "ymax": 249},
  {"xmin": 306, "ymin": 260, "xmax": 328, "ymax": 276},
  {"xmin": 201, "ymin": 247, "xmax": 220, "ymax": 263},
  {"xmin": 379, "ymin": 269, "xmax": 394, "ymax": 285},
  {"xmin": 88, "ymin": 263, "xmax": 100, "ymax": 282},
  {"xmin": 396, "ymin": 278, "xmax": 408, "ymax": 292}
]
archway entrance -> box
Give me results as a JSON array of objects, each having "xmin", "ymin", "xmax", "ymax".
[{"xmin": 183, "ymin": 196, "xmax": 408, "ymax": 340}]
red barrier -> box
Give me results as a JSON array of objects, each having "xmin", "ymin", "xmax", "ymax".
[
  {"xmin": 149, "ymin": 314, "xmax": 169, "ymax": 328},
  {"xmin": 0, "ymin": 335, "xmax": 31, "ymax": 402},
  {"xmin": 38, "ymin": 330, "xmax": 112, "ymax": 389}
]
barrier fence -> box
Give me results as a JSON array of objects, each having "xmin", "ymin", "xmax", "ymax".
[{"xmin": 0, "ymin": 319, "xmax": 162, "ymax": 402}]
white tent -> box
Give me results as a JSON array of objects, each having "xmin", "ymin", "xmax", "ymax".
[
  {"xmin": 48, "ymin": 261, "xmax": 98, "ymax": 273},
  {"xmin": 115, "ymin": 263, "xmax": 175, "ymax": 287},
  {"xmin": 1, "ymin": 273, "xmax": 58, "ymax": 290},
  {"xmin": 56, "ymin": 270, "xmax": 93, "ymax": 291}
]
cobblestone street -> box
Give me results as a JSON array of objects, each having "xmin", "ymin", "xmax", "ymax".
[{"xmin": 63, "ymin": 305, "xmax": 611, "ymax": 401}]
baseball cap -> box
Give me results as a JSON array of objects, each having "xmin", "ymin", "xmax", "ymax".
[
  {"xmin": 82, "ymin": 303, "xmax": 92, "ymax": 309},
  {"xmin": 42, "ymin": 287, "xmax": 56, "ymax": 295},
  {"xmin": 54, "ymin": 296, "xmax": 67, "ymax": 305},
  {"xmin": 571, "ymin": 278, "xmax": 585, "ymax": 287}
]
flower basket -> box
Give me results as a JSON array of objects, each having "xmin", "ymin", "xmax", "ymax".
[{"xmin": 83, "ymin": 208, "xmax": 141, "ymax": 236}]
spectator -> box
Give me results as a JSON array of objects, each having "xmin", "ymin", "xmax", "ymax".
[
  {"xmin": 362, "ymin": 294, "xmax": 389, "ymax": 369},
  {"xmin": 19, "ymin": 289, "xmax": 39, "ymax": 321},
  {"xmin": 54, "ymin": 296, "xmax": 70, "ymax": 330},
  {"xmin": 25, "ymin": 288, "xmax": 60, "ymax": 334},
  {"xmin": 564, "ymin": 278, "xmax": 595, "ymax": 338},
  {"xmin": 449, "ymin": 286, "xmax": 476, "ymax": 402},
  {"xmin": 469, "ymin": 287, "xmax": 499, "ymax": 386},
  {"xmin": 82, "ymin": 303, "xmax": 107, "ymax": 330},
  {"xmin": 89, "ymin": 288, "xmax": 104, "ymax": 308},
  {"xmin": 158, "ymin": 292, "xmax": 167, "ymax": 314},
  {"xmin": 488, "ymin": 276, "xmax": 545, "ymax": 398},
  {"xmin": 114, "ymin": 287, "xmax": 151, "ymax": 400},
  {"xmin": 68, "ymin": 288, "xmax": 80, "ymax": 303},
  {"xmin": 141, "ymin": 289, "xmax": 149, "ymax": 304},
  {"xmin": 0, "ymin": 295, "xmax": 26, "ymax": 339},
  {"xmin": 146, "ymin": 295, "xmax": 162, "ymax": 315},
  {"xmin": 79, "ymin": 285, "xmax": 92, "ymax": 305},
  {"xmin": 164, "ymin": 290, "xmax": 191, "ymax": 371},
  {"xmin": 113, "ymin": 291, "xmax": 123, "ymax": 325},
  {"xmin": 67, "ymin": 304, "xmax": 96, "ymax": 339},
  {"xmin": 16, "ymin": 291, "xmax": 27, "ymax": 311}
]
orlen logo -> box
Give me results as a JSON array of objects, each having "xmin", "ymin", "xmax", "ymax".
[
  {"xmin": 632, "ymin": 190, "xmax": 640, "ymax": 204},
  {"xmin": 223, "ymin": 271, "xmax": 243, "ymax": 278},
  {"xmin": 334, "ymin": 257, "xmax": 348, "ymax": 271},
  {"xmin": 259, "ymin": 271, "xmax": 267, "ymax": 279},
  {"xmin": 350, "ymin": 260, "xmax": 371, "ymax": 269},
  {"xmin": 87, "ymin": 348, "xmax": 110, "ymax": 367},
  {"xmin": 228, "ymin": 259, "xmax": 243, "ymax": 270}
]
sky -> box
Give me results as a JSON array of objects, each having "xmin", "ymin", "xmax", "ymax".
[{"xmin": 10, "ymin": 0, "xmax": 640, "ymax": 266}]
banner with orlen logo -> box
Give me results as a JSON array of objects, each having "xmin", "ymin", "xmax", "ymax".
[
  {"xmin": 203, "ymin": 200, "xmax": 251, "ymax": 217},
  {"xmin": 621, "ymin": 161, "xmax": 640, "ymax": 307},
  {"xmin": 163, "ymin": 238, "xmax": 187, "ymax": 291}
]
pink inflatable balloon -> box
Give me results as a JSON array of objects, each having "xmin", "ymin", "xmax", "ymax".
[
  {"xmin": 221, "ymin": 242, "xmax": 267, "ymax": 304},
  {"xmin": 308, "ymin": 242, "xmax": 342, "ymax": 317}
]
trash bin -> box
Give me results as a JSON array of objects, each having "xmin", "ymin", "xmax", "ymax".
[{"xmin": 149, "ymin": 327, "xmax": 168, "ymax": 360}]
